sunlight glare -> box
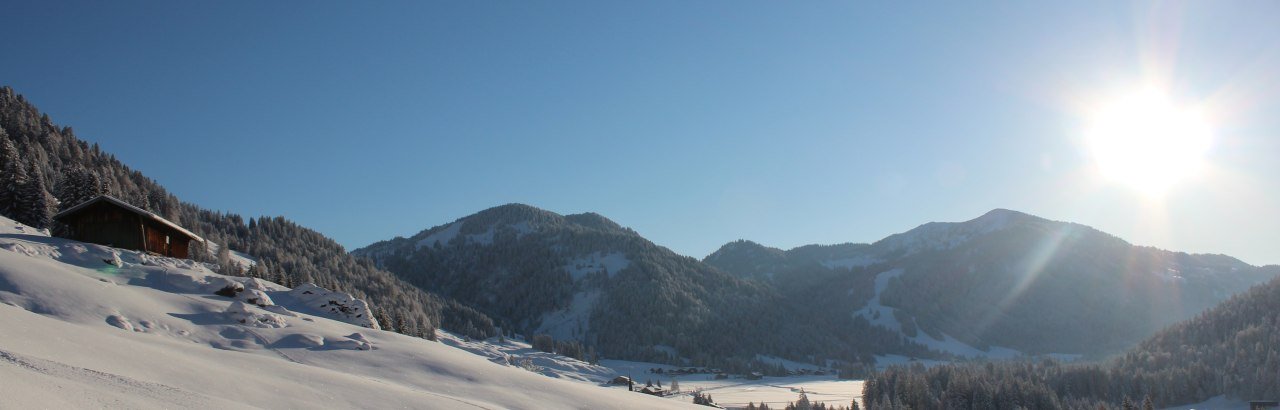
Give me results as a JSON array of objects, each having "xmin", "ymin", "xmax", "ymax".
[{"xmin": 1085, "ymin": 90, "xmax": 1212, "ymax": 196}]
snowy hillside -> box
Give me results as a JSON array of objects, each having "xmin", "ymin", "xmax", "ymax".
[{"xmin": 0, "ymin": 216, "xmax": 692, "ymax": 409}]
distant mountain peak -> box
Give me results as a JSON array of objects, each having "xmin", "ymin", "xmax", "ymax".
[
  {"xmin": 978, "ymin": 207, "xmax": 1028, "ymax": 219},
  {"xmin": 563, "ymin": 212, "xmax": 625, "ymax": 232},
  {"xmin": 959, "ymin": 208, "xmax": 1039, "ymax": 232},
  {"xmin": 717, "ymin": 239, "xmax": 780, "ymax": 253},
  {"xmin": 469, "ymin": 203, "xmax": 556, "ymax": 221}
]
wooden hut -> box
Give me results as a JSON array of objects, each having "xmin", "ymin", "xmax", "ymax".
[{"xmin": 53, "ymin": 195, "xmax": 204, "ymax": 259}]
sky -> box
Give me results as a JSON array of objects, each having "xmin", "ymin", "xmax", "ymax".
[{"xmin": 3, "ymin": 1, "xmax": 1279, "ymax": 265}]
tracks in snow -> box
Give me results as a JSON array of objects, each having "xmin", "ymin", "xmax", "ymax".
[{"xmin": 0, "ymin": 348, "xmax": 242, "ymax": 409}]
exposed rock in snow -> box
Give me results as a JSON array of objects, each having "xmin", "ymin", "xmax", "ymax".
[
  {"xmin": 106, "ymin": 314, "xmax": 136, "ymax": 332},
  {"xmin": 286, "ymin": 283, "xmax": 378, "ymax": 330}
]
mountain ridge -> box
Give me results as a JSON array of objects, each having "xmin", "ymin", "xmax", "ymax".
[
  {"xmin": 353, "ymin": 202, "xmax": 927, "ymax": 369},
  {"xmin": 704, "ymin": 207, "xmax": 1276, "ymax": 356}
]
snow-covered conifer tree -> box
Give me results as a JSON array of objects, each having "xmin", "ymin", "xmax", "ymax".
[
  {"xmin": 0, "ymin": 136, "xmax": 27, "ymax": 218},
  {"xmin": 55, "ymin": 166, "xmax": 105, "ymax": 210},
  {"xmin": 17, "ymin": 160, "xmax": 55, "ymax": 228}
]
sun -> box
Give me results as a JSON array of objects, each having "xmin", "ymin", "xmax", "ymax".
[{"xmin": 1084, "ymin": 89, "xmax": 1212, "ymax": 196}]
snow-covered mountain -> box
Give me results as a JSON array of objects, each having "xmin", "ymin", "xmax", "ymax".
[
  {"xmin": 353, "ymin": 204, "xmax": 926, "ymax": 368},
  {"xmin": 0, "ymin": 216, "xmax": 692, "ymax": 409},
  {"xmin": 705, "ymin": 209, "xmax": 1279, "ymax": 357}
]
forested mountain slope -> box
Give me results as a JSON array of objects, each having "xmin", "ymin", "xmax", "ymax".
[
  {"xmin": 354, "ymin": 204, "xmax": 928, "ymax": 368},
  {"xmin": 0, "ymin": 86, "xmax": 495, "ymax": 341},
  {"xmin": 862, "ymin": 272, "xmax": 1280, "ymax": 409},
  {"xmin": 707, "ymin": 209, "xmax": 1277, "ymax": 356}
]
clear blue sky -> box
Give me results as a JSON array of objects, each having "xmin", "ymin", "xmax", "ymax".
[{"xmin": 4, "ymin": 1, "xmax": 1279, "ymax": 265}]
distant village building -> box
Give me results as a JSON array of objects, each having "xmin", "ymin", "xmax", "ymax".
[
  {"xmin": 609, "ymin": 376, "xmax": 632, "ymax": 386},
  {"xmin": 54, "ymin": 195, "xmax": 204, "ymax": 259}
]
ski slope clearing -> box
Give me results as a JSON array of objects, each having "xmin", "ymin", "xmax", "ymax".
[{"xmin": 0, "ymin": 217, "xmax": 691, "ymax": 409}]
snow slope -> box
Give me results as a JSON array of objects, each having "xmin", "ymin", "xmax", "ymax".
[
  {"xmin": 855, "ymin": 268, "xmax": 1021, "ymax": 359},
  {"xmin": 0, "ymin": 217, "xmax": 692, "ymax": 409}
]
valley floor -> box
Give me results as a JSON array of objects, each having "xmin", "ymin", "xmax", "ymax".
[{"xmin": 601, "ymin": 361, "xmax": 862, "ymax": 409}]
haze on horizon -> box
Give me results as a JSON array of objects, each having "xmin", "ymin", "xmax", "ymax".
[{"xmin": 2, "ymin": 1, "xmax": 1278, "ymax": 265}]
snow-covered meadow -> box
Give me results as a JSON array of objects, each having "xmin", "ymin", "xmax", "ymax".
[{"xmin": 599, "ymin": 360, "xmax": 863, "ymax": 409}]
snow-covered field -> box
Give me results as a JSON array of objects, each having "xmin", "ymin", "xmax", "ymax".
[
  {"xmin": 602, "ymin": 360, "xmax": 863, "ymax": 409},
  {"xmin": 656, "ymin": 376, "xmax": 860, "ymax": 409},
  {"xmin": 1161, "ymin": 396, "xmax": 1249, "ymax": 410},
  {"xmin": 0, "ymin": 216, "xmax": 691, "ymax": 409}
]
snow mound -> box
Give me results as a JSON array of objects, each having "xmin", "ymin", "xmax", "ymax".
[
  {"xmin": 275, "ymin": 333, "xmax": 325, "ymax": 348},
  {"xmin": 286, "ymin": 283, "xmax": 379, "ymax": 330},
  {"xmin": 270, "ymin": 332, "xmax": 371, "ymax": 351},
  {"xmin": 224, "ymin": 301, "xmax": 288, "ymax": 328},
  {"xmin": 326, "ymin": 333, "xmax": 373, "ymax": 351}
]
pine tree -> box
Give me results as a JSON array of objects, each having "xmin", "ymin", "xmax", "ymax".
[
  {"xmin": 17, "ymin": 160, "xmax": 54, "ymax": 228},
  {"xmin": 792, "ymin": 391, "xmax": 812, "ymax": 410},
  {"xmin": 55, "ymin": 166, "xmax": 105, "ymax": 210},
  {"xmin": 371, "ymin": 306, "xmax": 391, "ymax": 332},
  {"xmin": 188, "ymin": 239, "xmax": 212, "ymax": 263},
  {"xmin": 0, "ymin": 136, "xmax": 27, "ymax": 219},
  {"xmin": 216, "ymin": 244, "xmax": 237, "ymax": 276},
  {"xmin": 1141, "ymin": 395, "xmax": 1154, "ymax": 410}
]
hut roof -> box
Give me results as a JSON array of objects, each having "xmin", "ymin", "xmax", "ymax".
[{"xmin": 54, "ymin": 195, "xmax": 205, "ymax": 242}]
